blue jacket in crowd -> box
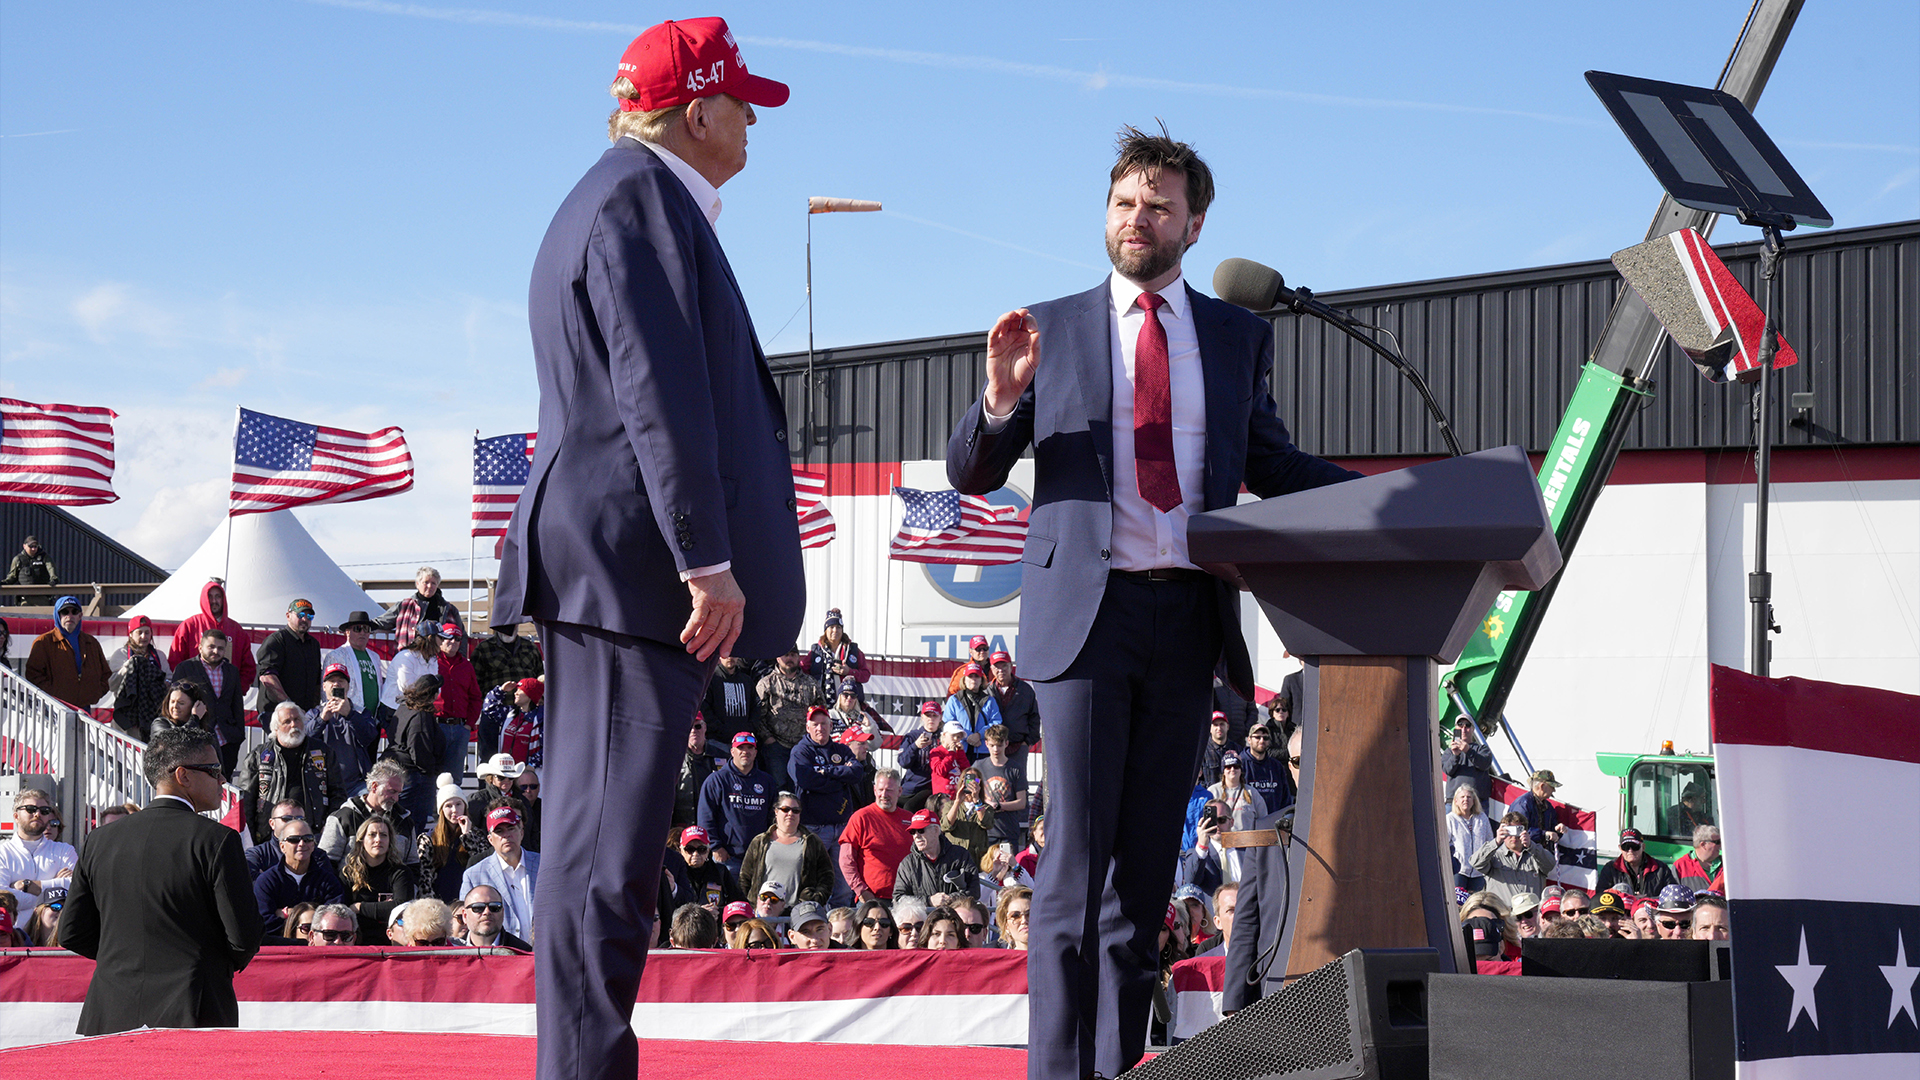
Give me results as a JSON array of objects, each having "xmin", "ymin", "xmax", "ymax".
[
  {"xmin": 253, "ymin": 856, "xmax": 345, "ymax": 936},
  {"xmin": 789, "ymin": 736, "xmax": 868, "ymax": 827},
  {"xmin": 1241, "ymin": 753, "xmax": 1292, "ymax": 813},
  {"xmin": 697, "ymin": 763, "xmax": 776, "ymax": 855}
]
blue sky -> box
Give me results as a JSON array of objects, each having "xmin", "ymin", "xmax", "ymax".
[{"xmin": 3, "ymin": 0, "xmax": 1915, "ymax": 576}]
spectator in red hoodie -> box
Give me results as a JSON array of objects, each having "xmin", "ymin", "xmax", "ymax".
[
  {"xmin": 430, "ymin": 624, "xmax": 480, "ymax": 784},
  {"xmin": 929, "ymin": 722, "xmax": 972, "ymax": 800},
  {"xmin": 165, "ymin": 579, "xmax": 255, "ymax": 692}
]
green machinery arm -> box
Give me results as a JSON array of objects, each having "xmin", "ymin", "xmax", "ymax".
[{"xmin": 1438, "ymin": 0, "xmax": 1805, "ymax": 737}]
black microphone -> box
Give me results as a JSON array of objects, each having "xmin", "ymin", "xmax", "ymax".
[
  {"xmin": 1213, "ymin": 256, "xmax": 1465, "ymax": 456},
  {"xmin": 1213, "ymin": 257, "xmax": 1293, "ymax": 313}
]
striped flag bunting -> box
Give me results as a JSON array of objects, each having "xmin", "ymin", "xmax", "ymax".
[
  {"xmin": 889, "ymin": 486, "xmax": 1027, "ymax": 565},
  {"xmin": 473, "ymin": 432, "xmax": 537, "ymax": 538},
  {"xmin": 1487, "ymin": 774, "xmax": 1598, "ymax": 890},
  {"xmin": 1711, "ymin": 665, "xmax": 1919, "ymax": 1080},
  {"xmin": 0, "ymin": 398, "xmax": 118, "ymax": 505},
  {"xmin": 792, "ymin": 466, "xmax": 836, "ymax": 549},
  {"xmin": 229, "ymin": 407, "xmax": 413, "ymax": 515}
]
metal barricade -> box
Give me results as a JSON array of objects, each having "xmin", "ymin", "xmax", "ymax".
[{"xmin": 0, "ymin": 664, "xmax": 73, "ymax": 807}]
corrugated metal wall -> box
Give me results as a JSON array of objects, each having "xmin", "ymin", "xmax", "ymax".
[
  {"xmin": 0, "ymin": 503, "xmax": 166, "ymax": 606},
  {"xmin": 771, "ymin": 219, "xmax": 1917, "ymax": 465}
]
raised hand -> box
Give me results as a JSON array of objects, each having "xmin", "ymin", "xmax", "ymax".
[{"xmin": 983, "ymin": 308, "xmax": 1040, "ymax": 417}]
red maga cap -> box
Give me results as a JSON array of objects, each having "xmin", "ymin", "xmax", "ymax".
[
  {"xmin": 616, "ymin": 17, "xmax": 789, "ymax": 112},
  {"xmin": 988, "ymin": 651, "xmax": 1011, "ymax": 665}
]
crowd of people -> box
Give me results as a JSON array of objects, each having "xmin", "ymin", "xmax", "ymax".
[{"xmin": 4, "ymin": 562, "xmax": 1732, "ymax": 1040}]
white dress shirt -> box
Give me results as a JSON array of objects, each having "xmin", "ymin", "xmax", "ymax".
[
  {"xmin": 1, "ymin": 833, "xmax": 78, "ymax": 912},
  {"xmin": 984, "ymin": 272, "xmax": 1208, "ymax": 570},
  {"xmin": 639, "ymin": 138, "xmax": 730, "ymax": 583}
]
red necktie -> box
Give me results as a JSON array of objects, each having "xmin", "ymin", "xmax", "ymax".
[{"xmin": 1133, "ymin": 291, "xmax": 1181, "ymax": 513}]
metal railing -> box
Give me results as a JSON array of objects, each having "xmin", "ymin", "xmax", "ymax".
[{"xmin": 0, "ymin": 663, "xmax": 241, "ymax": 847}]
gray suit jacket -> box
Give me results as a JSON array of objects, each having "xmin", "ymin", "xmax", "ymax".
[
  {"xmin": 495, "ymin": 138, "xmax": 803, "ymax": 658},
  {"xmin": 946, "ymin": 281, "xmax": 1358, "ymax": 694}
]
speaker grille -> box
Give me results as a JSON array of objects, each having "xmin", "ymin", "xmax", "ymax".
[{"xmin": 1124, "ymin": 956, "xmax": 1360, "ymax": 1080}]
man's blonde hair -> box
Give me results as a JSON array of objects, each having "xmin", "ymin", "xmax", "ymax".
[{"xmin": 608, "ymin": 77, "xmax": 680, "ymax": 144}]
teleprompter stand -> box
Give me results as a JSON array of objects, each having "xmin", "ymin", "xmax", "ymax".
[{"xmin": 1189, "ymin": 445, "xmax": 1561, "ymax": 979}]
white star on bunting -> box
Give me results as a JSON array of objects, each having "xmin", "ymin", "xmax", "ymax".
[
  {"xmin": 1881, "ymin": 929, "xmax": 1920, "ymax": 1030},
  {"xmin": 1775, "ymin": 927, "xmax": 1827, "ymax": 1031}
]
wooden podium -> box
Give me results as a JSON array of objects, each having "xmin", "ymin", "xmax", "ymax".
[{"xmin": 1189, "ymin": 445, "xmax": 1561, "ymax": 978}]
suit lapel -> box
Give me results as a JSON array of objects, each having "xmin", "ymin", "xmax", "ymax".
[
  {"xmin": 1190, "ymin": 286, "xmax": 1242, "ymax": 511},
  {"xmin": 1067, "ymin": 283, "xmax": 1115, "ymax": 499}
]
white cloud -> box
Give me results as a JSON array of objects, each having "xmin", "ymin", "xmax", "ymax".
[
  {"xmin": 195, "ymin": 367, "xmax": 249, "ymax": 390},
  {"xmin": 127, "ymin": 478, "xmax": 230, "ymax": 569}
]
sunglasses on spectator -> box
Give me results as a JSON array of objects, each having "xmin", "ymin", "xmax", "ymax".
[
  {"xmin": 682, "ymin": 844, "xmax": 709, "ymax": 854},
  {"xmin": 1222, "ymin": 764, "xmax": 1242, "ymax": 770},
  {"xmin": 775, "ymin": 805, "xmax": 800, "ymax": 814},
  {"xmin": 466, "ymin": 902, "xmax": 504, "ymax": 913},
  {"xmin": 312, "ymin": 928, "xmax": 355, "ymax": 942},
  {"xmin": 745, "ymin": 938, "xmax": 775, "ymax": 950},
  {"xmin": 1287, "ymin": 756, "xmax": 1302, "ymax": 767},
  {"xmin": 15, "ymin": 805, "xmax": 54, "ymax": 815},
  {"xmin": 294, "ymin": 921, "xmax": 314, "ymax": 935},
  {"xmin": 517, "ymin": 783, "xmax": 540, "ymax": 793},
  {"xmin": 48, "ymin": 900, "xmax": 64, "ymax": 913},
  {"xmin": 1248, "ymin": 733, "xmax": 1269, "ymax": 739},
  {"xmin": 1006, "ymin": 909, "xmax": 1031, "ymax": 921},
  {"xmin": 281, "ymin": 835, "xmax": 317, "ymax": 846},
  {"xmin": 961, "ymin": 921, "xmax": 988, "ymax": 934},
  {"xmin": 1658, "ymin": 917, "xmax": 1692, "ymax": 931},
  {"xmin": 420, "ymin": 936, "xmax": 452, "ymax": 946},
  {"xmin": 897, "ymin": 922, "xmax": 923, "ymax": 935},
  {"xmin": 859, "ymin": 918, "xmax": 894, "ymax": 929},
  {"xmin": 1620, "ymin": 842, "xmax": 1642, "ymax": 851},
  {"xmin": 271, "ymin": 813, "xmax": 306, "ymax": 823}
]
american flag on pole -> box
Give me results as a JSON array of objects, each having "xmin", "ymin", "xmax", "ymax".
[
  {"xmin": 0, "ymin": 398, "xmax": 118, "ymax": 505},
  {"xmin": 229, "ymin": 407, "xmax": 414, "ymax": 515},
  {"xmin": 889, "ymin": 486, "xmax": 1027, "ymax": 565},
  {"xmin": 792, "ymin": 466, "xmax": 836, "ymax": 550},
  {"xmin": 1712, "ymin": 665, "xmax": 1920, "ymax": 1080},
  {"xmin": 474, "ymin": 432, "xmax": 537, "ymax": 538}
]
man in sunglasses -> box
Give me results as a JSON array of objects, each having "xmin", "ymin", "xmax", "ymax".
[
  {"xmin": 256, "ymin": 599, "xmax": 324, "ymax": 714},
  {"xmin": 3, "ymin": 787, "xmax": 76, "ymax": 913},
  {"xmin": 58, "ymin": 727, "xmax": 264, "ymax": 1035},
  {"xmin": 1653, "ymin": 884, "xmax": 1698, "ymax": 940},
  {"xmin": 457, "ymin": 884, "xmax": 531, "ymax": 951},
  {"xmin": 307, "ymin": 903, "xmax": 359, "ymax": 946},
  {"xmin": 1595, "ymin": 827, "xmax": 1678, "ymax": 899},
  {"xmin": 252, "ymin": 818, "xmax": 345, "ymax": 937}
]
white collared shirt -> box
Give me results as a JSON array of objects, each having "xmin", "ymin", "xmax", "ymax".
[
  {"xmin": 1106, "ymin": 272, "xmax": 1207, "ymax": 570},
  {"xmin": 980, "ymin": 271, "xmax": 1208, "ymax": 570},
  {"xmin": 639, "ymin": 140, "xmax": 722, "ymax": 226}
]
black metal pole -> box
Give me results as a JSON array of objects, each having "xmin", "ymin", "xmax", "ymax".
[{"xmin": 1748, "ymin": 225, "xmax": 1784, "ymax": 676}]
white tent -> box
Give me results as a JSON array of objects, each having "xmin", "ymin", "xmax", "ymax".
[{"xmin": 126, "ymin": 511, "xmax": 380, "ymax": 628}]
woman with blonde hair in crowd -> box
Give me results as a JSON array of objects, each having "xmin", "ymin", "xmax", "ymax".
[
  {"xmin": 415, "ymin": 776, "xmax": 488, "ymax": 903},
  {"xmin": 1459, "ymin": 889, "xmax": 1522, "ymax": 961},
  {"xmin": 994, "ymin": 885, "xmax": 1033, "ymax": 951},
  {"xmin": 729, "ymin": 918, "xmax": 780, "ymax": 951},
  {"xmin": 1447, "ymin": 784, "xmax": 1494, "ymax": 893},
  {"xmin": 941, "ymin": 769, "xmax": 994, "ymax": 866}
]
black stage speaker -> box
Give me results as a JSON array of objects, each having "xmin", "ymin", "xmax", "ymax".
[
  {"xmin": 1123, "ymin": 948, "xmax": 1440, "ymax": 1080},
  {"xmin": 1520, "ymin": 937, "xmax": 1726, "ymax": 982},
  {"xmin": 1427, "ymin": 975, "xmax": 1733, "ymax": 1080}
]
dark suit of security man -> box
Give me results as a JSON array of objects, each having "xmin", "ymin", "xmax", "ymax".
[
  {"xmin": 59, "ymin": 727, "xmax": 263, "ymax": 1034},
  {"xmin": 946, "ymin": 128, "xmax": 1358, "ymax": 1080},
  {"xmin": 491, "ymin": 19, "xmax": 803, "ymax": 1080}
]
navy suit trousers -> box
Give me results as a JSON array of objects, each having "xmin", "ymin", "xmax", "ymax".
[
  {"xmin": 534, "ymin": 621, "xmax": 715, "ymax": 1080},
  {"xmin": 1026, "ymin": 575, "xmax": 1223, "ymax": 1080}
]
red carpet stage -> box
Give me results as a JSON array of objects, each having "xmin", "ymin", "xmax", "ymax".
[{"xmin": 0, "ymin": 1028, "xmax": 1031, "ymax": 1079}]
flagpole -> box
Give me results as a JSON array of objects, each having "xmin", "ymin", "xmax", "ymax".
[
  {"xmin": 224, "ymin": 407, "xmax": 241, "ymax": 584},
  {"xmin": 469, "ymin": 431, "xmax": 479, "ymax": 631}
]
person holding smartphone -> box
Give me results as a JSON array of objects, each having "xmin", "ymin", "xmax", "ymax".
[
  {"xmin": 308, "ymin": 664, "xmax": 379, "ymax": 801},
  {"xmin": 1468, "ymin": 811, "xmax": 1558, "ymax": 904}
]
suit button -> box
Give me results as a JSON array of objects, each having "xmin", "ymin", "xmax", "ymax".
[
  {"xmin": 680, "ymin": 540, "xmax": 695, "ymax": 551},
  {"xmin": 775, "ymin": 429, "xmax": 787, "ymax": 442},
  {"xmin": 787, "ymin": 499, "xmax": 798, "ymax": 511},
  {"xmin": 1100, "ymin": 548, "xmax": 1111, "ymax": 560}
]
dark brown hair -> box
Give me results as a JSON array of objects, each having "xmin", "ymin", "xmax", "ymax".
[{"xmin": 1110, "ymin": 122, "xmax": 1215, "ymax": 217}]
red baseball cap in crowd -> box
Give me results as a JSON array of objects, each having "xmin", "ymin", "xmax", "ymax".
[
  {"xmin": 807, "ymin": 705, "xmax": 831, "ymax": 722},
  {"xmin": 1540, "ymin": 898, "xmax": 1562, "ymax": 915},
  {"xmin": 1211, "ymin": 710, "xmax": 1227, "ymax": 723},
  {"xmin": 486, "ymin": 807, "xmax": 521, "ymax": 831},
  {"xmin": 969, "ymin": 635, "xmax": 989, "ymax": 650},
  {"xmin": 723, "ymin": 901, "xmax": 752, "ymax": 924},
  {"xmin": 920, "ymin": 702, "xmax": 942, "ymax": 717},
  {"xmin": 126, "ymin": 614, "xmax": 152, "ymax": 634},
  {"xmin": 963, "ymin": 662, "xmax": 984, "ymax": 677},
  {"xmin": 323, "ymin": 662, "xmax": 351, "ymax": 681},
  {"xmin": 909, "ymin": 809, "xmax": 938, "ymax": 830},
  {"xmin": 732, "ymin": 731, "xmax": 757, "ymax": 748},
  {"xmin": 835, "ymin": 726, "xmax": 873, "ymax": 745},
  {"xmin": 437, "ymin": 622, "xmax": 464, "ymax": 639},
  {"xmin": 517, "ymin": 678, "xmax": 545, "ymax": 705},
  {"xmin": 680, "ymin": 825, "xmax": 711, "ymax": 847},
  {"xmin": 1619, "ymin": 828, "xmax": 1644, "ymax": 847},
  {"xmin": 615, "ymin": 17, "xmax": 790, "ymax": 112},
  {"xmin": 989, "ymin": 650, "xmax": 1011, "ymax": 665},
  {"xmin": 1163, "ymin": 903, "xmax": 1180, "ymax": 932}
]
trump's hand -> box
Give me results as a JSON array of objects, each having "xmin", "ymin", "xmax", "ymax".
[
  {"xmin": 984, "ymin": 309, "xmax": 1039, "ymax": 417},
  {"xmin": 682, "ymin": 569, "xmax": 745, "ymax": 662}
]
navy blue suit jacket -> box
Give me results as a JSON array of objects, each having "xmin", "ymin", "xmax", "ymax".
[
  {"xmin": 946, "ymin": 280, "xmax": 1358, "ymax": 695},
  {"xmin": 495, "ymin": 139, "xmax": 804, "ymax": 658}
]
